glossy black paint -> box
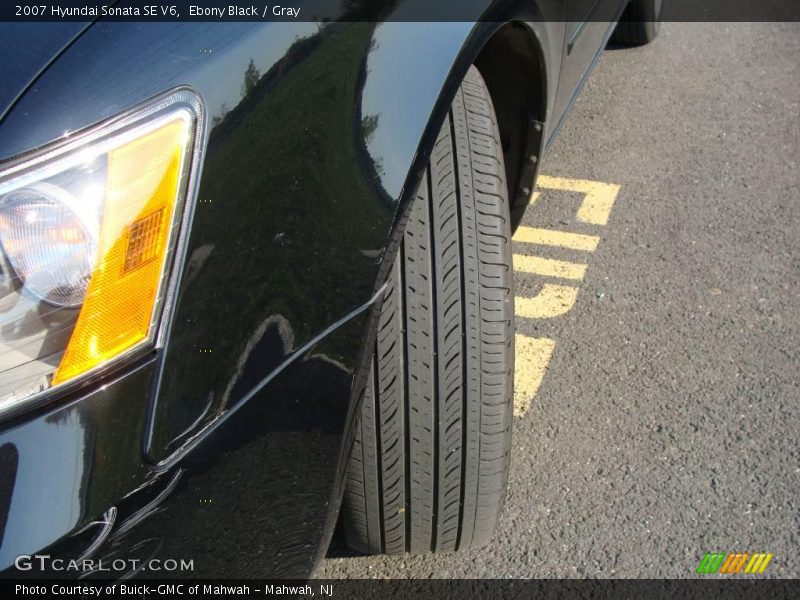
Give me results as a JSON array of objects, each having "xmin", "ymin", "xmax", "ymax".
[
  {"xmin": 0, "ymin": 0, "xmax": 628, "ymax": 578},
  {"xmin": 0, "ymin": 22, "xmax": 90, "ymax": 123},
  {"xmin": 0, "ymin": 358, "xmax": 157, "ymax": 569}
]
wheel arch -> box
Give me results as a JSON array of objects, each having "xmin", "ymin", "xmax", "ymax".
[
  {"xmin": 474, "ymin": 22, "xmax": 550, "ymax": 231},
  {"xmin": 383, "ymin": 18, "xmax": 554, "ymax": 248}
]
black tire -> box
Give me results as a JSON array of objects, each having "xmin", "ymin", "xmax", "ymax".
[
  {"xmin": 612, "ymin": 0, "xmax": 662, "ymax": 46},
  {"xmin": 341, "ymin": 65, "xmax": 514, "ymax": 555}
]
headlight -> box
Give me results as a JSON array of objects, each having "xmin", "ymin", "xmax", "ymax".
[
  {"xmin": 0, "ymin": 182, "xmax": 99, "ymax": 308},
  {"xmin": 0, "ymin": 89, "xmax": 203, "ymax": 417}
]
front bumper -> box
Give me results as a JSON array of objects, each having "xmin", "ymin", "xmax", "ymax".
[{"xmin": 0, "ymin": 305, "xmax": 370, "ymax": 579}]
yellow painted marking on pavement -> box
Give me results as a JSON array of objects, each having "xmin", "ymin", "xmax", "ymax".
[
  {"xmin": 514, "ymin": 254, "xmax": 587, "ymax": 281},
  {"xmin": 529, "ymin": 191, "xmax": 541, "ymax": 206},
  {"xmin": 516, "ymin": 284, "xmax": 580, "ymax": 319},
  {"xmin": 512, "ymin": 175, "xmax": 621, "ymax": 419},
  {"xmin": 536, "ymin": 175, "xmax": 621, "ymax": 226},
  {"xmin": 513, "ymin": 225, "xmax": 600, "ymax": 252},
  {"xmin": 514, "ymin": 334, "xmax": 555, "ymax": 417}
]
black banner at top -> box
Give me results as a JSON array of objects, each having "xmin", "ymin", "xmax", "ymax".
[{"xmin": 1, "ymin": 0, "xmax": 799, "ymax": 22}]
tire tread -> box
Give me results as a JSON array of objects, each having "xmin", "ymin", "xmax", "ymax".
[{"xmin": 343, "ymin": 65, "xmax": 513, "ymax": 555}]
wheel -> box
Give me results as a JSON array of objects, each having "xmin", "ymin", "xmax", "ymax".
[
  {"xmin": 341, "ymin": 65, "xmax": 514, "ymax": 555},
  {"xmin": 612, "ymin": 0, "xmax": 662, "ymax": 46}
]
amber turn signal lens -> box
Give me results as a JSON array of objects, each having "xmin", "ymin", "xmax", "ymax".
[{"xmin": 52, "ymin": 119, "xmax": 189, "ymax": 384}]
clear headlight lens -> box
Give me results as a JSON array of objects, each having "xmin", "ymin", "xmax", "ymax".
[
  {"xmin": 0, "ymin": 90, "xmax": 201, "ymax": 417},
  {"xmin": 0, "ymin": 183, "xmax": 97, "ymax": 307}
]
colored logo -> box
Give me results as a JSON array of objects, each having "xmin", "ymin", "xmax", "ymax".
[{"xmin": 696, "ymin": 552, "xmax": 773, "ymax": 575}]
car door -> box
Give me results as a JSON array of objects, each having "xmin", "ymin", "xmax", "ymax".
[{"xmin": 552, "ymin": 0, "xmax": 624, "ymax": 126}]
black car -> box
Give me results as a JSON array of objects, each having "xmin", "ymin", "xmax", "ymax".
[{"xmin": 0, "ymin": 0, "xmax": 659, "ymax": 579}]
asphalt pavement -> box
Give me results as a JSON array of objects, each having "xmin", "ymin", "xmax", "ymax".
[{"xmin": 320, "ymin": 22, "xmax": 800, "ymax": 578}]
